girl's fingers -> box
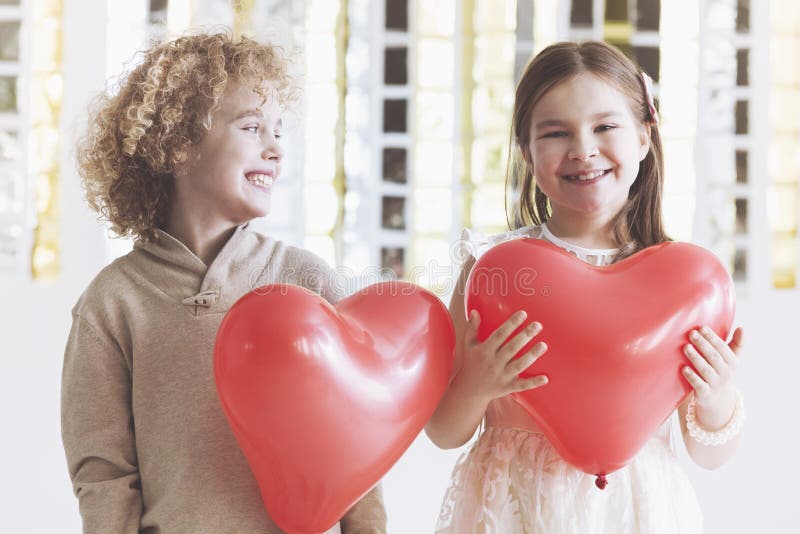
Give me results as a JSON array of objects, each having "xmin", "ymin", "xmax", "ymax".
[
  {"xmin": 728, "ymin": 327, "xmax": 744, "ymax": 357},
  {"xmin": 499, "ymin": 322, "xmax": 542, "ymax": 362},
  {"xmin": 699, "ymin": 327, "xmax": 734, "ymax": 365},
  {"xmin": 506, "ymin": 341, "xmax": 548, "ymax": 375},
  {"xmin": 689, "ymin": 329, "xmax": 727, "ymax": 375},
  {"xmin": 510, "ymin": 374, "xmax": 549, "ymax": 394},
  {"xmin": 464, "ymin": 310, "xmax": 480, "ymax": 344},
  {"xmin": 682, "ymin": 366, "xmax": 711, "ymax": 398},
  {"xmin": 683, "ymin": 343, "xmax": 717, "ymax": 383},
  {"xmin": 486, "ymin": 310, "xmax": 528, "ymax": 349}
]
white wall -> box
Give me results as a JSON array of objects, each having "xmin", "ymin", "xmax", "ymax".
[
  {"xmin": 1, "ymin": 1, "xmax": 797, "ymax": 533},
  {"xmin": 0, "ymin": 1, "xmax": 108, "ymax": 532},
  {"xmin": 682, "ymin": 295, "xmax": 800, "ymax": 533}
]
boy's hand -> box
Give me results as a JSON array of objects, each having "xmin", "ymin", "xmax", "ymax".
[{"xmin": 451, "ymin": 310, "xmax": 549, "ymax": 402}]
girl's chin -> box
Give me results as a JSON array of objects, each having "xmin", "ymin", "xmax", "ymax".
[{"xmin": 552, "ymin": 198, "xmax": 627, "ymax": 217}]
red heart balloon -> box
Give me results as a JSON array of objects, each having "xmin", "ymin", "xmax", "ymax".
[
  {"xmin": 214, "ymin": 281, "xmax": 454, "ymax": 533},
  {"xmin": 466, "ymin": 239, "xmax": 735, "ymax": 480}
]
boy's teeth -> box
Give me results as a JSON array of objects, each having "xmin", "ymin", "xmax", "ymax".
[{"xmin": 246, "ymin": 173, "xmax": 274, "ymax": 187}]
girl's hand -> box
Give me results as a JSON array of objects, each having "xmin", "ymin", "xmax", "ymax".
[
  {"xmin": 682, "ymin": 326, "xmax": 744, "ymax": 429},
  {"xmin": 451, "ymin": 310, "xmax": 549, "ymax": 403}
]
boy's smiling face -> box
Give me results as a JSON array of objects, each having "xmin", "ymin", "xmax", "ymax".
[{"xmin": 174, "ymin": 80, "xmax": 283, "ymax": 229}]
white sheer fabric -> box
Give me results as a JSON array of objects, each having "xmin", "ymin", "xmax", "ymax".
[{"xmin": 436, "ymin": 225, "xmax": 703, "ymax": 534}]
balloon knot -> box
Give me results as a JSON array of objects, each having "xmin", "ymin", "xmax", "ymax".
[{"xmin": 595, "ymin": 475, "xmax": 608, "ymax": 490}]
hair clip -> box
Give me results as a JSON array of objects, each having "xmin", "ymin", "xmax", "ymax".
[{"xmin": 639, "ymin": 72, "xmax": 659, "ymax": 126}]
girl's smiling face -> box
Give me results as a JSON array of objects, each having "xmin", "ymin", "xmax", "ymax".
[
  {"xmin": 174, "ymin": 80, "xmax": 284, "ymax": 229},
  {"xmin": 525, "ymin": 73, "xmax": 651, "ymax": 223}
]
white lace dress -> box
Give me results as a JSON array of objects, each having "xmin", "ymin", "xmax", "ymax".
[{"xmin": 436, "ymin": 224, "xmax": 703, "ymax": 534}]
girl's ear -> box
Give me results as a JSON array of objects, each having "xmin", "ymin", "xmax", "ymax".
[{"xmin": 638, "ymin": 123, "xmax": 651, "ymax": 162}]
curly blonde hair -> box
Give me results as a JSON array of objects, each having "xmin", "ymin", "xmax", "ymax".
[{"xmin": 78, "ymin": 31, "xmax": 296, "ymax": 242}]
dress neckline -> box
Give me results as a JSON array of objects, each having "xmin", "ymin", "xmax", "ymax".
[{"xmin": 539, "ymin": 222, "xmax": 619, "ymax": 257}]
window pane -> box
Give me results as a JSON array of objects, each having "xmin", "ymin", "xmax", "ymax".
[
  {"xmin": 767, "ymin": 184, "xmax": 797, "ymax": 233},
  {"xmin": 735, "ymin": 198, "xmax": 748, "ymax": 234},
  {"xmin": 735, "ymin": 100, "xmax": 748, "ymax": 135},
  {"xmin": 772, "ymin": 234, "xmax": 797, "ymax": 288},
  {"xmin": 381, "ymin": 247, "xmax": 405, "ymax": 278},
  {"xmin": 414, "ymin": 188, "xmax": 452, "ymax": 233},
  {"xmin": 605, "ymin": 0, "xmax": 629, "ymax": 22},
  {"xmin": 736, "ymin": 0, "xmax": 750, "ymax": 32},
  {"xmin": 635, "ymin": 46, "xmax": 660, "ymax": 82},
  {"xmin": 474, "ymin": 35, "xmax": 515, "ymax": 81},
  {"xmin": 384, "ymin": 47, "xmax": 407, "ymax": 85},
  {"xmin": 0, "ymin": 165, "xmax": 21, "ymax": 213},
  {"xmin": 0, "ymin": 130, "xmax": 20, "ymax": 162},
  {"xmin": 733, "ymin": 248, "xmax": 747, "ymax": 282},
  {"xmin": 381, "ymin": 196, "xmax": 406, "ymax": 229},
  {"xmin": 0, "ymin": 77, "xmax": 17, "ymax": 113},
  {"xmin": 415, "ymin": 141, "xmax": 453, "ymax": 185},
  {"xmin": 636, "ymin": 0, "xmax": 660, "ymax": 31},
  {"xmin": 736, "ymin": 49, "xmax": 749, "ymax": 86},
  {"xmin": 571, "ymin": 0, "xmax": 593, "ymax": 26},
  {"xmin": 304, "ymin": 185, "xmax": 338, "ymax": 232},
  {"xmin": 383, "ymin": 99, "xmax": 407, "ymax": 133},
  {"xmin": 516, "ymin": 0, "xmax": 533, "ymax": 38},
  {"xmin": 417, "ymin": 39, "xmax": 454, "ymax": 89},
  {"xmin": 0, "ymin": 223, "xmax": 21, "ymax": 274},
  {"xmin": 735, "ymin": 150, "xmax": 748, "ymax": 184},
  {"xmin": 416, "ymin": 91, "xmax": 453, "ymax": 139},
  {"xmin": 383, "ymin": 147, "xmax": 407, "ymax": 183},
  {"xmin": 385, "ymin": 0, "xmax": 408, "ymax": 30},
  {"xmin": 417, "ymin": 0, "xmax": 455, "ymax": 36},
  {"xmin": 0, "ymin": 22, "xmax": 20, "ymax": 61}
]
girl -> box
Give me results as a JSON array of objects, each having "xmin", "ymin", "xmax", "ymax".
[
  {"xmin": 426, "ymin": 40, "xmax": 745, "ymax": 533},
  {"xmin": 61, "ymin": 32, "xmax": 386, "ymax": 533}
]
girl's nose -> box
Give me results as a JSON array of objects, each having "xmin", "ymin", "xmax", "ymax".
[{"xmin": 568, "ymin": 135, "xmax": 599, "ymax": 161}]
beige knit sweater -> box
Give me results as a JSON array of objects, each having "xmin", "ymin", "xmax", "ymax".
[{"xmin": 61, "ymin": 224, "xmax": 386, "ymax": 533}]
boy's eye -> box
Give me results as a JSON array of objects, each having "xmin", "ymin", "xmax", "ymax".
[
  {"xmin": 243, "ymin": 125, "xmax": 259, "ymax": 134},
  {"xmin": 274, "ymin": 131, "xmax": 282, "ymax": 140}
]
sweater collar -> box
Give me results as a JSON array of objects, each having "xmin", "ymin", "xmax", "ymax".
[
  {"xmin": 135, "ymin": 224, "xmax": 251, "ymax": 275},
  {"xmin": 132, "ymin": 224, "xmax": 268, "ymax": 314}
]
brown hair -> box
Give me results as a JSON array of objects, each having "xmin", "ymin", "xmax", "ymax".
[
  {"xmin": 77, "ymin": 31, "xmax": 296, "ymax": 242},
  {"xmin": 506, "ymin": 40, "xmax": 669, "ymax": 257}
]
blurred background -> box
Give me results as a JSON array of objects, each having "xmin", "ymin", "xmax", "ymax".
[{"xmin": 0, "ymin": 0, "xmax": 798, "ymax": 532}]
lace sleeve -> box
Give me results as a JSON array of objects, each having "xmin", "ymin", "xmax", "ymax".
[
  {"xmin": 455, "ymin": 227, "xmax": 494, "ymax": 263},
  {"xmin": 456, "ymin": 226, "xmax": 541, "ymax": 264}
]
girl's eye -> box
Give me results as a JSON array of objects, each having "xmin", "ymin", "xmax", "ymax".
[
  {"xmin": 596, "ymin": 124, "xmax": 616, "ymax": 132},
  {"xmin": 542, "ymin": 131, "xmax": 568, "ymax": 139}
]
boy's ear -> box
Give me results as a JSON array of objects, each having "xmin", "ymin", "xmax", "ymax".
[
  {"xmin": 638, "ymin": 124, "xmax": 651, "ymax": 162},
  {"xmin": 172, "ymin": 149, "xmax": 190, "ymax": 177}
]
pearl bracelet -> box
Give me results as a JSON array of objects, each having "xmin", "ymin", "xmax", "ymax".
[{"xmin": 686, "ymin": 390, "xmax": 745, "ymax": 447}]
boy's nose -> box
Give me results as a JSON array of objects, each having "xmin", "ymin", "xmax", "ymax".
[{"xmin": 262, "ymin": 142, "xmax": 284, "ymax": 162}]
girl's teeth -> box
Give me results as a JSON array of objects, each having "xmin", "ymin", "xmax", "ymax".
[{"xmin": 567, "ymin": 170, "xmax": 606, "ymax": 181}]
